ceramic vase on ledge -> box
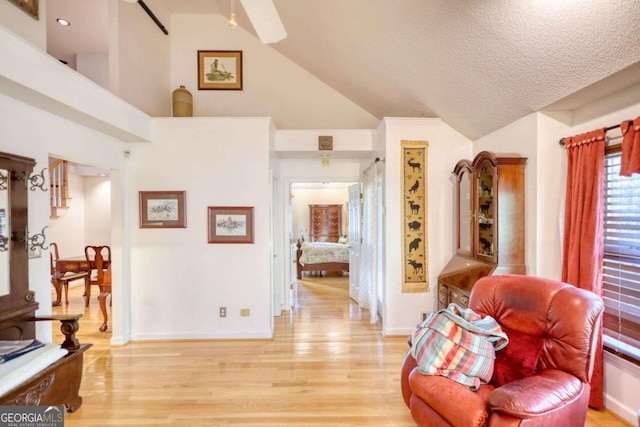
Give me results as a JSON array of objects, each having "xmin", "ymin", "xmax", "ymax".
[{"xmin": 172, "ymin": 85, "xmax": 193, "ymax": 117}]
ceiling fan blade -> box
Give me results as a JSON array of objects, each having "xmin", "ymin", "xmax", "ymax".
[{"xmin": 239, "ymin": 0, "xmax": 287, "ymax": 44}]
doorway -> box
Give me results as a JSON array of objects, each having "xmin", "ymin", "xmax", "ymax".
[
  {"xmin": 287, "ymin": 181, "xmax": 359, "ymax": 307},
  {"xmin": 48, "ymin": 157, "xmax": 113, "ymax": 340}
]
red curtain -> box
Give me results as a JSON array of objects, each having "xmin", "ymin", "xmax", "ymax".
[
  {"xmin": 621, "ymin": 117, "xmax": 640, "ymax": 176},
  {"xmin": 561, "ymin": 128, "xmax": 606, "ymax": 409}
]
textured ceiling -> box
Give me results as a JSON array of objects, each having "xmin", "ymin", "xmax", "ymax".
[{"xmin": 46, "ymin": 0, "xmax": 640, "ymax": 140}]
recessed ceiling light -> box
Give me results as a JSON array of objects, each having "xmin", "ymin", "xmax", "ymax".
[{"xmin": 56, "ymin": 18, "xmax": 70, "ymax": 26}]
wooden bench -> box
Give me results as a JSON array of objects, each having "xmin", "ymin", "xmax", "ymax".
[{"xmin": 0, "ymin": 314, "xmax": 91, "ymax": 411}]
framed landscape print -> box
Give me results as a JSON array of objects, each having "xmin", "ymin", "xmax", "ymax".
[
  {"xmin": 207, "ymin": 206, "xmax": 254, "ymax": 243},
  {"xmin": 139, "ymin": 191, "xmax": 186, "ymax": 228},
  {"xmin": 197, "ymin": 50, "xmax": 243, "ymax": 90}
]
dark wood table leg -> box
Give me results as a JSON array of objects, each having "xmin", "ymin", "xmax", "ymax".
[
  {"xmin": 52, "ymin": 279, "xmax": 62, "ymax": 306},
  {"xmin": 82, "ymin": 274, "xmax": 90, "ymax": 306},
  {"xmin": 84, "ymin": 281, "xmax": 91, "ymax": 307},
  {"xmin": 98, "ymin": 289, "xmax": 110, "ymax": 332}
]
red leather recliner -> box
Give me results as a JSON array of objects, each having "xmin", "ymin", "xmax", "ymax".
[{"xmin": 401, "ymin": 275, "xmax": 604, "ymax": 427}]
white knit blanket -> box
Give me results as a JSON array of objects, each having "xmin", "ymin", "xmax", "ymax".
[
  {"xmin": 0, "ymin": 343, "xmax": 68, "ymax": 397},
  {"xmin": 299, "ymin": 242, "xmax": 350, "ymax": 265}
]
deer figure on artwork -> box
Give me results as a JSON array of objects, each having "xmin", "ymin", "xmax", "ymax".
[{"xmin": 408, "ymin": 158, "xmax": 421, "ymax": 172}]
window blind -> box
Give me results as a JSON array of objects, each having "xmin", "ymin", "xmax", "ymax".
[{"xmin": 603, "ymin": 151, "xmax": 640, "ymax": 362}]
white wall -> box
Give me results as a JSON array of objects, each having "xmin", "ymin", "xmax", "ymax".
[
  {"xmin": 127, "ymin": 118, "xmax": 272, "ymax": 340},
  {"xmin": 534, "ymin": 111, "xmax": 572, "ymax": 279},
  {"xmin": 115, "ymin": 0, "xmax": 171, "ymax": 117},
  {"xmin": 49, "ymin": 174, "xmax": 111, "ymax": 256},
  {"xmin": 84, "ymin": 176, "xmax": 111, "ymax": 246},
  {"xmin": 170, "ymin": 14, "xmax": 379, "ymax": 129},
  {"xmin": 49, "ymin": 174, "xmax": 86, "ymax": 257},
  {"xmin": 380, "ymin": 118, "xmax": 473, "ymax": 335},
  {"xmin": 77, "ymin": 53, "xmax": 109, "ymax": 90}
]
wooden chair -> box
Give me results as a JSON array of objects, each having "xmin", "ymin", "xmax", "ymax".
[
  {"xmin": 84, "ymin": 245, "xmax": 112, "ymax": 332},
  {"xmin": 84, "ymin": 245, "xmax": 111, "ymax": 307},
  {"xmin": 50, "ymin": 242, "xmax": 89, "ymax": 306}
]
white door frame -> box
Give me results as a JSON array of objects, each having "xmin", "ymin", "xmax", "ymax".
[
  {"xmin": 348, "ymin": 182, "xmax": 362, "ymax": 303},
  {"xmin": 280, "ymin": 177, "xmax": 361, "ymax": 311}
]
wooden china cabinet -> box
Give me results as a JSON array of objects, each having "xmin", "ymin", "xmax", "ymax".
[
  {"xmin": 309, "ymin": 204, "xmax": 342, "ymax": 242},
  {"xmin": 437, "ymin": 151, "xmax": 527, "ymax": 309}
]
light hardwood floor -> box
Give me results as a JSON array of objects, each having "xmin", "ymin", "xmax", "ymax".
[{"xmin": 52, "ymin": 277, "xmax": 631, "ymax": 426}]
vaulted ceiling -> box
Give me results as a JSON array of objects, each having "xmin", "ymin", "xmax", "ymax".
[{"xmin": 46, "ymin": 0, "xmax": 640, "ymax": 140}]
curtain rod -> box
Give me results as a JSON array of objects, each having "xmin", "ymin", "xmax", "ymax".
[
  {"xmin": 558, "ymin": 120, "xmax": 632, "ymax": 146},
  {"xmin": 137, "ymin": 0, "xmax": 168, "ymax": 35}
]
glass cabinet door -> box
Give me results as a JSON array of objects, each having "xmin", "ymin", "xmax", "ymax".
[
  {"xmin": 457, "ymin": 167, "xmax": 472, "ymax": 255},
  {"xmin": 476, "ymin": 160, "xmax": 495, "ymax": 261}
]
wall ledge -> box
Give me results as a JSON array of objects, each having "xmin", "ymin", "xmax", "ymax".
[{"xmin": 0, "ymin": 26, "xmax": 151, "ymax": 142}]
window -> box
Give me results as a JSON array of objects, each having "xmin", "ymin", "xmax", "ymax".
[{"xmin": 602, "ymin": 149, "xmax": 640, "ymax": 363}]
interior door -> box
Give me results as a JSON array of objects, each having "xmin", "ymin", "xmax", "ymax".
[
  {"xmin": 287, "ymin": 182, "xmax": 295, "ymax": 310},
  {"xmin": 348, "ymin": 183, "xmax": 362, "ymax": 302}
]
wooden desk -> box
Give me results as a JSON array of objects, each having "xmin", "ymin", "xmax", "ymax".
[
  {"xmin": 52, "ymin": 256, "xmax": 90, "ymax": 306},
  {"xmin": 54, "ymin": 256, "xmax": 112, "ymax": 332}
]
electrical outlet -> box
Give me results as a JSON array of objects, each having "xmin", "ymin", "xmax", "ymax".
[
  {"xmin": 240, "ymin": 308, "xmax": 250, "ymax": 317},
  {"xmin": 420, "ymin": 311, "xmax": 429, "ymax": 322},
  {"xmin": 219, "ymin": 307, "xmax": 227, "ymax": 317}
]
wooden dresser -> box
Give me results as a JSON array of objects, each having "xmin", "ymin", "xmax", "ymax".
[{"xmin": 309, "ymin": 204, "xmax": 342, "ymax": 242}]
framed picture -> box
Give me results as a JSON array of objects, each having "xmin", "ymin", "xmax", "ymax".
[
  {"xmin": 318, "ymin": 136, "xmax": 333, "ymax": 150},
  {"xmin": 139, "ymin": 191, "xmax": 187, "ymax": 228},
  {"xmin": 7, "ymin": 0, "xmax": 39, "ymax": 20},
  {"xmin": 197, "ymin": 50, "xmax": 243, "ymax": 90},
  {"xmin": 208, "ymin": 206, "xmax": 254, "ymax": 244}
]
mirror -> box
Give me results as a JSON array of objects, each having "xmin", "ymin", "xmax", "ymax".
[
  {"xmin": 0, "ymin": 168, "xmax": 9, "ymax": 297},
  {"xmin": 458, "ymin": 169, "xmax": 472, "ymax": 253}
]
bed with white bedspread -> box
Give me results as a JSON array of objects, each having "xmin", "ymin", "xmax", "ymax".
[{"xmin": 296, "ymin": 239, "xmax": 350, "ymax": 279}]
